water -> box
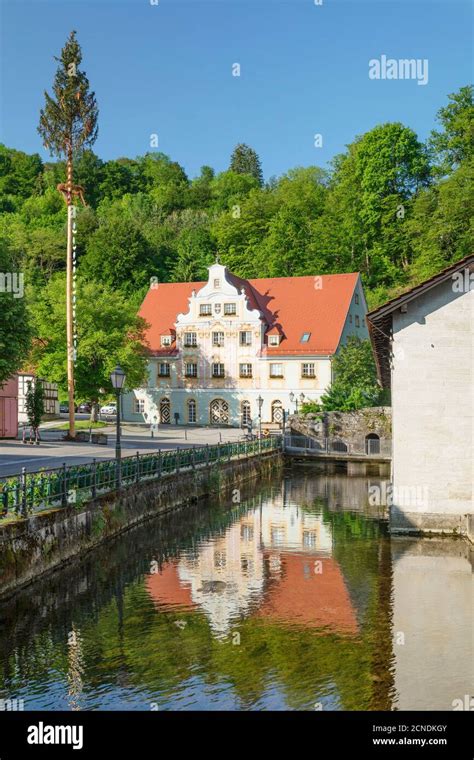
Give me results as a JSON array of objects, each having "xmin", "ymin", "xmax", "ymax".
[{"xmin": 0, "ymin": 465, "xmax": 472, "ymax": 711}]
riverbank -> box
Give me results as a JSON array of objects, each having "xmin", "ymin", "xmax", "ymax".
[{"xmin": 0, "ymin": 448, "xmax": 282, "ymax": 601}]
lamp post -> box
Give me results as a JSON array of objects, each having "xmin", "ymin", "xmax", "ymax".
[
  {"xmin": 257, "ymin": 394, "xmax": 263, "ymax": 451},
  {"xmin": 110, "ymin": 365, "xmax": 126, "ymax": 489}
]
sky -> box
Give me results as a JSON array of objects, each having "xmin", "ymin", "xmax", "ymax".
[{"xmin": 0, "ymin": 0, "xmax": 472, "ymax": 181}]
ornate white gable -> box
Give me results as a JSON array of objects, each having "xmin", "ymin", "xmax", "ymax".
[{"xmin": 176, "ymin": 263, "xmax": 263, "ymax": 326}]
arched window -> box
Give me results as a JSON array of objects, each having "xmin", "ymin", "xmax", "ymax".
[
  {"xmin": 271, "ymin": 400, "xmax": 283, "ymax": 423},
  {"xmin": 241, "ymin": 400, "xmax": 251, "ymax": 427},
  {"xmin": 210, "ymin": 398, "xmax": 229, "ymax": 425},
  {"xmin": 159, "ymin": 397, "xmax": 171, "ymax": 424},
  {"xmin": 365, "ymin": 433, "xmax": 380, "ymax": 455},
  {"xmin": 188, "ymin": 399, "xmax": 197, "ymax": 424}
]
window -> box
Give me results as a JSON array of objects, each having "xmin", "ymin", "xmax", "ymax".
[
  {"xmin": 270, "ymin": 526, "xmax": 285, "ymax": 546},
  {"xmin": 212, "ymin": 331, "xmax": 224, "ymax": 347},
  {"xmin": 187, "ymin": 399, "xmax": 196, "ymax": 423},
  {"xmin": 355, "ymin": 315, "xmax": 360, "ymax": 327},
  {"xmin": 349, "ymin": 314, "xmax": 353, "ymax": 324},
  {"xmin": 213, "ymin": 278, "xmax": 220, "ymax": 289},
  {"xmin": 199, "ymin": 304, "xmax": 212, "ymax": 316},
  {"xmin": 239, "ymin": 331, "xmax": 252, "ymax": 346},
  {"xmin": 184, "ymin": 332, "xmax": 197, "ymax": 347},
  {"xmin": 160, "ymin": 335, "xmax": 172, "ymax": 347},
  {"xmin": 212, "ymin": 363, "xmax": 225, "ymax": 378},
  {"xmin": 158, "ymin": 362, "xmax": 170, "ymax": 377},
  {"xmin": 300, "ymin": 332, "xmax": 311, "ymax": 343},
  {"xmin": 355, "ymin": 293, "xmax": 359, "ymax": 305},
  {"xmin": 269, "ymin": 363, "xmax": 283, "ymax": 378},
  {"xmin": 185, "ymin": 362, "xmax": 198, "ymax": 378},
  {"xmin": 224, "ymin": 303, "xmax": 236, "ymax": 315},
  {"xmin": 241, "ymin": 524, "xmax": 254, "ymax": 541},
  {"xmin": 301, "ymin": 363, "xmax": 315, "ymax": 378},
  {"xmin": 268, "ymin": 335, "xmax": 280, "ymax": 347},
  {"xmin": 303, "ymin": 530, "xmax": 318, "ymax": 549},
  {"xmin": 241, "ymin": 400, "xmax": 251, "ymax": 426},
  {"xmin": 133, "ymin": 398, "xmax": 145, "ymax": 413},
  {"xmin": 239, "ymin": 363, "xmax": 253, "ymax": 378}
]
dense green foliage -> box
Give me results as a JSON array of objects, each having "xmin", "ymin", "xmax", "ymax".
[
  {"xmin": 0, "ymin": 84, "xmax": 472, "ymax": 398},
  {"xmin": 2, "ymin": 86, "xmax": 471, "ymax": 301},
  {"xmin": 0, "ymin": 238, "xmax": 31, "ymax": 384},
  {"xmin": 29, "ymin": 274, "xmax": 149, "ymax": 404},
  {"xmin": 298, "ymin": 337, "xmax": 385, "ymax": 413}
]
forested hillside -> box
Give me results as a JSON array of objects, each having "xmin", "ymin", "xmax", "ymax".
[{"xmin": 0, "ymin": 85, "xmax": 472, "ymax": 394}]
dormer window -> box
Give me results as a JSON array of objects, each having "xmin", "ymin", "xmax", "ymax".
[
  {"xmin": 199, "ymin": 304, "xmax": 212, "ymax": 316},
  {"xmin": 268, "ymin": 335, "xmax": 280, "ymax": 347},
  {"xmin": 213, "ymin": 278, "xmax": 220, "ymax": 288},
  {"xmin": 161, "ymin": 335, "xmax": 172, "ymax": 347},
  {"xmin": 300, "ymin": 332, "xmax": 311, "ymax": 343},
  {"xmin": 224, "ymin": 303, "xmax": 236, "ymax": 316}
]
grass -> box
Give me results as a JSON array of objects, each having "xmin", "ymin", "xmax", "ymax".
[{"xmin": 55, "ymin": 420, "xmax": 108, "ymax": 431}]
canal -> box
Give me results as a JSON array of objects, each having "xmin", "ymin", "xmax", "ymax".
[{"xmin": 0, "ymin": 464, "xmax": 471, "ymax": 711}]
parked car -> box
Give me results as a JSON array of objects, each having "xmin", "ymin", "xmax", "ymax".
[
  {"xmin": 59, "ymin": 401, "xmax": 78, "ymax": 413},
  {"xmin": 77, "ymin": 402, "xmax": 92, "ymax": 413},
  {"xmin": 100, "ymin": 402, "xmax": 117, "ymax": 415}
]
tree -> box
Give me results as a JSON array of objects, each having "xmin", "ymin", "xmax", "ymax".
[
  {"xmin": 259, "ymin": 167, "xmax": 327, "ymax": 276},
  {"xmin": 171, "ymin": 227, "xmax": 216, "ymax": 282},
  {"xmin": 406, "ymin": 158, "xmax": 474, "ymax": 283},
  {"xmin": 82, "ymin": 216, "xmax": 158, "ymax": 297},
  {"xmin": 30, "ymin": 274, "xmax": 149, "ymax": 422},
  {"xmin": 229, "ymin": 144, "xmax": 263, "ymax": 185},
  {"xmin": 0, "ymin": 239, "xmax": 31, "ymax": 385},
  {"xmin": 320, "ymin": 337, "xmax": 383, "ymax": 411},
  {"xmin": 25, "ymin": 380, "xmax": 44, "ymax": 439},
  {"xmin": 37, "ymin": 30, "xmax": 99, "ymax": 438},
  {"xmin": 429, "ymin": 85, "xmax": 474, "ymax": 176},
  {"xmin": 315, "ymin": 123, "xmax": 430, "ymax": 288},
  {"xmin": 0, "ymin": 145, "xmax": 43, "ymax": 201}
]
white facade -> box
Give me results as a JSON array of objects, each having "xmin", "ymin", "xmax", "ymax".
[
  {"xmin": 123, "ymin": 263, "xmax": 368, "ymax": 427},
  {"xmin": 369, "ymin": 260, "xmax": 473, "ymax": 537}
]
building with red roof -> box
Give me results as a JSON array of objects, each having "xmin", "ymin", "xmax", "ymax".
[{"xmin": 123, "ymin": 262, "xmax": 368, "ymax": 426}]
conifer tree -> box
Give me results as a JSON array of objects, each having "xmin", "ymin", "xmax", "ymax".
[
  {"xmin": 38, "ymin": 30, "xmax": 98, "ymax": 437},
  {"xmin": 229, "ymin": 143, "xmax": 263, "ymax": 185}
]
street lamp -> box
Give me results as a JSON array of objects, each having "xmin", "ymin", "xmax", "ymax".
[
  {"xmin": 257, "ymin": 394, "xmax": 263, "ymax": 450},
  {"xmin": 110, "ymin": 365, "xmax": 126, "ymax": 488},
  {"xmin": 289, "ymin": 391, "xmax": 305, "ymax": 414}
]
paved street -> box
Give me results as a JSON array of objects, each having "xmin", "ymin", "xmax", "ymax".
[{"xmin": 0, "ymin": 424, "xmax": 246, "ymax": 477}]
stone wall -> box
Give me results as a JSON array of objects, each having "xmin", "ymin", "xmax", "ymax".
[
  {"xmin": 289, "ymin": 406, "xmax": 392, "ymax": 454},
  {"xmin": 0, "ymin": 451, "xmax": 282, "ymax": 601}
]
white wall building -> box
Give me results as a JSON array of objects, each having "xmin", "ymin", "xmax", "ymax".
[
  {"xmin": 17, "ymin": 373, "xmax": 59, "ymax": 424},
  {"xmin": 368, "ymin": 255, "xmax": 473, "ymax": 539},
  {"xmin": 123, "ymin": 262, "xmax": 368, "ymax": 428}
]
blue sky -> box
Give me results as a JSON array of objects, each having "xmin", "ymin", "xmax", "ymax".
[{"xmin": 1, "ymin": 0, "xmax": 472, "ymax": 180}]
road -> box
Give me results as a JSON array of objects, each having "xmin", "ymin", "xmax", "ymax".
[{"xmin": 0, "ymin": 424, "xmax": 246, "ymax": 477}]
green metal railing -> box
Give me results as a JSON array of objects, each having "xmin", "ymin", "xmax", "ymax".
[{"xmin": 0, "ymin": 436, "xmax": 281, "ymax": 519}]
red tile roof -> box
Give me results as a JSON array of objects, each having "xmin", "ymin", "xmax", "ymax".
[
  {"xmin": 255, "ymin": 553, "xmax": 359, "ymax": 634},
  {"xmin": 139, "ymin": 272, "xmax": 360, "ymax": 356}
]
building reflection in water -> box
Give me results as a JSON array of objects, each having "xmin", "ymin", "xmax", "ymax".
[{"xmin": 146, "ymin": 478, "xmax": 359, "ymax": 638}]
